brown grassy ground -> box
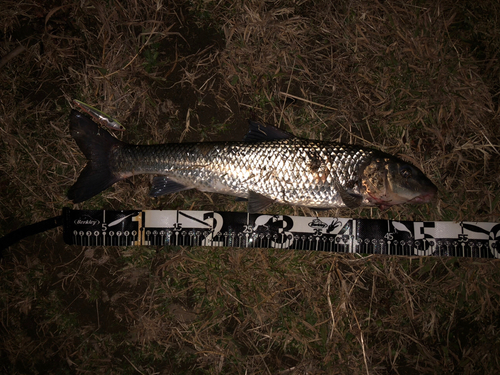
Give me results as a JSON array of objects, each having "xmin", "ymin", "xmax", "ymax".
[{"xmin": 1, "ymin": 0, "xmax": 500, "ymax": 373}]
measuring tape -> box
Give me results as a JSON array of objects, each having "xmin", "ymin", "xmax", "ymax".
[{"xmin": 61, "ymin": 208, "xmax": 500, "ymax": 258}]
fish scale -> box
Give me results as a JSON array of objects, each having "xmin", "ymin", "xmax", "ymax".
[
  {"xmin": 68, "ymin": 110, "xmax": 437, "ymax": 212},
  {"xmin": 112, "ymin": 140, "xmax": 375, "ymax": 208}
]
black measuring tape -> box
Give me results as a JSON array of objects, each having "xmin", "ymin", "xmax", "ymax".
[
  {"xmin": 1, "ymin": 208, "xmax": 499, "ymax": 258},
  {"xmin": 64, "ymin": 209, "xmax": 499, "ymax": 258}
]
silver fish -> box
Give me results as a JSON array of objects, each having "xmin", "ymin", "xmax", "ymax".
[{"xmin": 67, "ymin": 110, "xmax": 437, "ymax": 212}]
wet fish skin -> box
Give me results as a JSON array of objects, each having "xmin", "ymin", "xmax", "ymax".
[
  {"xmin": 67, "ymin": 110, "xmax": 437, "ymax": 212},
  {"xmin": 114, "ymin": 140, "xmax": 373, "ymax": 207}
]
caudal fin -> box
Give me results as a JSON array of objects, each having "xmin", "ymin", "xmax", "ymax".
[{"xmin": 67, "ymin": 110, "xmax": 125, "ymax": 203}]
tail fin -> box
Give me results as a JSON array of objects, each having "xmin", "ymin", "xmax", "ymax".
[{"xmin": 67, "ymin": 110, "xmax": 125, "ymax": 203}]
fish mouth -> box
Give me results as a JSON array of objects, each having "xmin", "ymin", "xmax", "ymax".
[
  {"xmin": 407, "ymin": 191, "xmax": 436, "ymax": 204},
  {"xmin": 406, "ymin": 184, "xmax": 438, "ymax": 204},
  {"xmin": 366, "ymin": 184, "xmax": 437, "ymax": 208}
]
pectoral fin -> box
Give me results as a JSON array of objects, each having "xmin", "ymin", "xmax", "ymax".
[{"xmin": 334, "ymin": 181, "xmax": 363, "ymax": 209}]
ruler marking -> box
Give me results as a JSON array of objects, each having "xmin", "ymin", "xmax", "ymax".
[{"xmin": 63, "ymin": 210, "xmax": 498, "ymax": 258}]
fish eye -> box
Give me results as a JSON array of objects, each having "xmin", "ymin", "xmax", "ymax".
[{"xmin": 399, "ymin": 166, "xmax": 412, "ymax": 179}]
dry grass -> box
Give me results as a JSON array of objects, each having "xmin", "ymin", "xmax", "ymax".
[{"xmin": 1, "ymin": 0, "xmax": 500, "ymax": 373}]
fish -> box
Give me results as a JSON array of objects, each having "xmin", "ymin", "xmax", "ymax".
[
  {"xmin": 67, "ymin": 110, "xmax": 437, "ymax": 212},
  {"xmin": 73, "ymin": 99, "xmax": 125, "ymax": 131}
]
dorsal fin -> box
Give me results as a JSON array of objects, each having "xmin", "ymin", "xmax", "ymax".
[{"xmin": 243, "ymin": 120, "xmax": 294, "ymax": 142}]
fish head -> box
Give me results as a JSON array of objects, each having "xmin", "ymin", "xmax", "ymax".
[{"xmin": 360, "ymin": 156, "xmax": 437, "ymax": 209}]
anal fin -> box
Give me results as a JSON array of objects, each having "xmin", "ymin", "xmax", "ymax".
[
  {"xmin": 248, "ymin": 191, "xmax": 275, "ymax": 213},
  {"xmin": 307, "ymin": 207, "xmax": 330, "ymax": 212},
  {"xmin": 149, "ymin": 176, "xmax": 192, "ymax": 197}
]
